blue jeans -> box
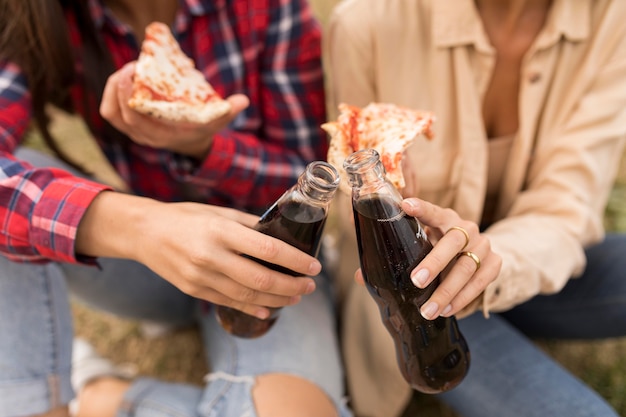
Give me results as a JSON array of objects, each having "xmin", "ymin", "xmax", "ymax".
[
  {"xmin": 0, "ymin": 149, "xmax": 352, "ymax": 417},
  {"xmin": 437, "ymin": 233, "xmax": 626, "ymax": 417}
]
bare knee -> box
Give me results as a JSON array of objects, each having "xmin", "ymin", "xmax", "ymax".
[{"xmin": 253, "ymin": 373, "xmax": 338, "ymax": 417}]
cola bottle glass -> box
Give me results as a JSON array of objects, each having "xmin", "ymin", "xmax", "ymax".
[
  {"xmin": 215, "ymin": 161, "xmax": 340, "ymax": 338},
  {"xmin": 343, "ymin": 148, "xmax": 470, "ymax": 393}
]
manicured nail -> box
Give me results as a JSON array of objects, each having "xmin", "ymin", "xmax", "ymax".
[
  {"xmin": 411, "ymin": 269, "xmax": 429, "ymax": 288},
  {"xmin": 441, "ymin": 304, "xmax": 453, "ymax": 316},
  {"xmin": 420, "ymin": 301, "xmax": 439, "ymax": 320}
]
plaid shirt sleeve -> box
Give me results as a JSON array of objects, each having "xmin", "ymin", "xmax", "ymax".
[
  {"xmin": 168, "ymin": 0, "xmax": 328, "ymax": 210},
  {"xmin": 0, "ymin": 62, "xmax": 111, "ymax": 264}
]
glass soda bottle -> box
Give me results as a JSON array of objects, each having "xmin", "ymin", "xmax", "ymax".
[
  {"xmin": 215, "ymin": 160, "xmax": 340, "ymax": 338},
  {"xmin": 343, "ymin": 148, "xmax": 470, "ymax": 393}
]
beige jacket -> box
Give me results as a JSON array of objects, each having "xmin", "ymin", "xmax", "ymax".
[{"xmin": 324, "ymin": 1, "xmax": 626, "ymax": 416}]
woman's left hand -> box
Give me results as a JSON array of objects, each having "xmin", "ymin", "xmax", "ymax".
[
  {"xmin": 99, "ymin": 62, "xmax": 250, "ymax": 159},
  {"xmin": 354, "ymin": 197, "xmax": 501, "ymax": 319}
]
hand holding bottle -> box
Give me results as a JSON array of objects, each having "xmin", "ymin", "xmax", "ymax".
[
  {"xmin": 345, "ymin": 148, "xmax": 483, "ymax": 393},
  {"xmin": 216, "ymin": 161, "xmax": 340, "ymax": 338},
  {"xmin": 399, "ymin": 197, "xmax": 502, "ymax": 319},
  {"xmin": 354, "ymin": 197, "xmax": 502, "ymax": 319},
  {"xmin": 75, "ymin": 191, "xmax": 319, "ymax": 320}
]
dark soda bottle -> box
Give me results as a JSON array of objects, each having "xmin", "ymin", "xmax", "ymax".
[
  {"xmin": 343, "ymin": 148, "xmax": 470, "ymax": 393},
  {"xmin": 215, "ymin": 161, "xmax": 340, "ymax": 338}
]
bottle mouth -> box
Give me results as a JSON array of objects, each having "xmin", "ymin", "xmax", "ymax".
[
  {"xmin": 343, "ymin": 149, "xmax": 385, "ymax": 188},
  {"xmin": 343, "ymin": 148, "xmax": 380, "ymax": 174},
  {"xmin": 304, "ymin": 161, "xmax": 341, "ymax": 194}
]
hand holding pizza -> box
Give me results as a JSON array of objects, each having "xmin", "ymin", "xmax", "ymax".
[
  {"xmin": 100, "ymin": 22, "xmax": 248, "ymax": 159},
  {"xmin": 100, "ymin": 62, "xmax": 248, "ymax": 159}
]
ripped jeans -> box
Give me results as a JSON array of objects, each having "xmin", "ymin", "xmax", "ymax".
[
  {"xmin": 0, "ymin": 149, "xmax": 352, "ymax": 417},
  {"xmin": 0, "ymin": 256, "xmax": 352, "ymax": 417}
]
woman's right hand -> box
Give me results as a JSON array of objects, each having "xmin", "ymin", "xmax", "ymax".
[
  {"xmin": 352, "ymin": 197, "xmax": 501, "ymax": 319},
  {"xmin": 75, "ymin": 192, "xmax": 319, "ymax": 319}
]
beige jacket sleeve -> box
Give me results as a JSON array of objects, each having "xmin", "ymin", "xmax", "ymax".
[
  {"xmin": 482, "ymin": 31, "xmax": 626, "ymax": 314},
  {"xmin": 483, "ymin": 2, "xmax": 626, "ymax": 311}
]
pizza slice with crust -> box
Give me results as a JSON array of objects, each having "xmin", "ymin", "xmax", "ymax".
[
  {"xmin": 322, "ymin": 102, "xmax": 435, "ymax": 193},
  {"xmin": 128, "ymin": 22, "xmax": 232, "ymax": 124}
]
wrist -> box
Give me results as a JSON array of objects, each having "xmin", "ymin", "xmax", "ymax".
[
  {"xmin": 75, "ymin": 191, "xmax": 162, "ymax": 260},
  {"xmin": 174, "ymin": 134, "xmax": 214, "ymax": 160}
]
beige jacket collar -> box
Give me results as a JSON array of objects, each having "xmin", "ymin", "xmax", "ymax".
[{"xmin": 432, "ymin": 0, "xmax": 591, "ymax": 53}]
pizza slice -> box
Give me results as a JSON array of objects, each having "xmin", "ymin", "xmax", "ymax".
[
  {"xmin": 128, "ymin": 22, "xmax": 232, "ymax": 124},
  {"xmin": 322, "ymin": 102, "xmax": 435, "ymax": 193}
]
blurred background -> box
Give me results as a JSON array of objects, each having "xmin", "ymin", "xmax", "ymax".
[{"xmin": 24, "ymin": 0, "xmax": 626, "ymax": 415}]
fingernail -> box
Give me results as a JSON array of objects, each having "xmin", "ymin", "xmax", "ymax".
[
  {"xmin": 309, "ymin": 261, "xmax": 321, "ymax": 275},
  {"xmin": 255, "ymin": 309, "xmax": 269, "ymax": 320},
  {"xmin": 411, "ymin": 269, "xmax": 429, "ymax": 288},
  {"xmin": 420, "ymin": 301, "xmax": 439, "ymax": 320},
  {"xmin": 305, "ymin": 281, "xmax": 316, "ymax": 294},
  {"xmin": 441, "ymin": 304, "xmax": 453, "ymax": 316},
  {"xmin": 289, "ymin": 295, "xmax": 301, "ymax": 305},
  {"xmin": 403, "ymin": 199, "xmax": 416, "ymax": 208}
]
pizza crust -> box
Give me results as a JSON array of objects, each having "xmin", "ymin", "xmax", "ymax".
[{"xmin": 128, "ymin": 22, "xmax": 232, "ymax": 124}]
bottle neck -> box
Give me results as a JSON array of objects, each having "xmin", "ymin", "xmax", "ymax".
[
  {"xmin": 344, "ymin": 149, "xmax": 400, "ymax": 199},
  {"xmin": 295, "ymin": 161, "xmax": 340, "ymax": 204}
]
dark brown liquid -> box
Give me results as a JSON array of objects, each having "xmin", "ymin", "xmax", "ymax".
[
  {"xmin": 354, "ymin": 195, "xmax": 470, "ymax": 393},
  {"xmin": 216, "ymin": 200, "xmax": 327, "ymax": 338}
]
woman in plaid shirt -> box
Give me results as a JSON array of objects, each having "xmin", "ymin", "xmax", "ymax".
[{"xmin": 0, "ymin": 1, "xmax": 352, "ymax": 417}]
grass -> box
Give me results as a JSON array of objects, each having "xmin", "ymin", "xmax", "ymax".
[{"xmin": 23, "ymin": 1, "xmax": 626, "ymax": 415}]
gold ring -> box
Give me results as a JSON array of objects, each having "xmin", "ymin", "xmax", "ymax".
[
  {"xmin": 458, "ymin": 251, "xmax": 481, "ymax": 272},
  {"xmin": 446, "ymin": 226, "xmax": 470, "ymax": 251}
]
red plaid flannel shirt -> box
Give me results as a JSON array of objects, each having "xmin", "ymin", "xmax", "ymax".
[{"xmin": 0, "ymin": 0, "xmax": 327, "ymax": 263}]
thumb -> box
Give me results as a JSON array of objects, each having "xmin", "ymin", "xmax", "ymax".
[{"xmin": 226, "ymin": 93, "xmax": 250, "ymax": 115}]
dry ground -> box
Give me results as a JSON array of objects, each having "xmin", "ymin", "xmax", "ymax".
[{"xmin": 25, "ymin": 0, "xmax": 626, "ymax": 416}]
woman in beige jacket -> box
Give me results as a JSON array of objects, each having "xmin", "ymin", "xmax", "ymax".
[{"xmin": 325, "ymin": 0, "xmax": 626, "ymax": 416}]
